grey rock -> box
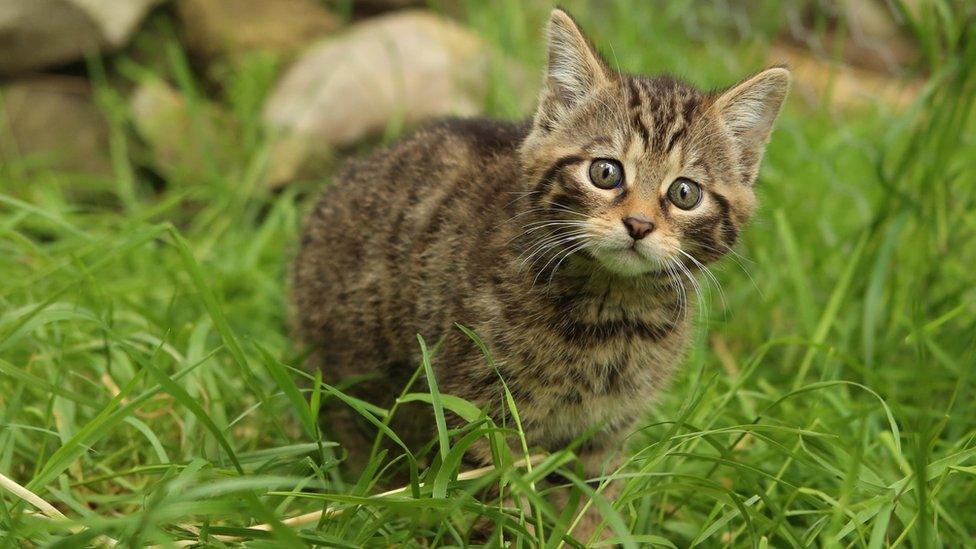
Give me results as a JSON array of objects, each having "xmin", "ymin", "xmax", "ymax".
[
  {"xmin": 262, "ymin": 10, "xmax": 517, "ymax": 186},
  {"xmin": 0, "ymin": 76, "xmax": 112, "ymax": 175},
  {"xmin": 0, "ymin": 0, "xmax": 163, "ymax": 73},
  {"xmin": 130, "ymin": 79, "xmax": 229, "ymax": 182},
  {"xmin": 176, "ymin": 0, "xmax": 340, "ymax": 61}
]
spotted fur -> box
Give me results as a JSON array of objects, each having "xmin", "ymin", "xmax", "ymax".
[{"xmin": 293, "ymin": 7, "xmax": 788, "ymax": 534}]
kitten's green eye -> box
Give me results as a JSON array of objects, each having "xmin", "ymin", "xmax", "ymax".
[
  {"xmin": 588, "ymin": 159, "xmax": 624, "ymax": 190},
  {"xmin": 667, "ymin": 178, "xmax": 703, "ymax": 210}
]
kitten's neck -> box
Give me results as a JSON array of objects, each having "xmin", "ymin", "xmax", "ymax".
[{"xmin": 509, "ymin": 245, "xmax": 693, "ymax": 323}]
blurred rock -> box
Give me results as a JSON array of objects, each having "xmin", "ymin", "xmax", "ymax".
[
  {"xmin": 0, "ymin": 77, "xmax": 111, "ymax": 175},
  {"xmin": 0, "ymin": 0, "xmax": 162, "ymax": 74},
  {"xmin": 769, "ymin": 43, "xmax": 921, "ymax": 110},
  {"xmin": 351, "ymin": 0, "xmax": 425, "ymax": 10},
  {"xmin": 130, "ymin": 79, "xmax": 229, "ymax": 182},
  {"xmin": 176, "ymin": 0, "xmax": 340, "ymax": 61},
  {"xmin": 835, "ymin": 0, "xmax": 917, "ymax": 73},
  {"xmin": 837, "ymin": 0, "xmax": 911, "ymax": 67},
  {"xmin": 782, "ymin": 0, "xmax": 917, "ymax": 74},
  {"xmin": 771, "ymin": 0, "xmax": 922, "ymax": 110},
  {"xmin": 262, "ymin": 10, "xmax": 513, "ymax": 186},
  {"xmin": 342, "ymin": 0, "xmax": 433, "ymax": 16},
  {"xmin": 331, "ymin": 0, "xmax": 463, "ymax": 20}
]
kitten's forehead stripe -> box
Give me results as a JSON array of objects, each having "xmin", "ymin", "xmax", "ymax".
[
  {"xmin": 665, "ymin": 125, "xmax": 686, "ymax": 155},
  {"xmin": 615, "ymin": 75, "xmax": 705, "ymax": 160},
  {"xmin": 682, "ymin": 95, "xmax": 698, "ymax": 123},
  {"xmin": 627, "ymin": 79, "xmax": 651, "ymax": 147}
]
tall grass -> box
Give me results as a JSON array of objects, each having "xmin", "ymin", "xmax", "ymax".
[{"xmin": 1, "ymin": 0, "xmax": 974, "ymax": 546}]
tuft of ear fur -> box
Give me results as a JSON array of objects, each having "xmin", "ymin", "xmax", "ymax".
[
  {"xmin": 535, "ymin": 9, "xmax": 611, "ymax": 127},
  {"xmin": 714, "ymin": 67, "xmax": 790, "ymax": 154}
]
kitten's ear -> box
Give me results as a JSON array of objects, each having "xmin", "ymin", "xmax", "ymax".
[
  {"xmin": 537, "ymin": 9, "xmax": 611, "ymax": 121},
  {"xmin": 714, "ymin": 67, "xmax": 790, "ymax": 158}
]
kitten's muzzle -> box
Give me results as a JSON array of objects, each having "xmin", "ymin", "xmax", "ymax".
[{"xmin": 622, "ymin": 216, "xmax": 655, "ymax": 240}]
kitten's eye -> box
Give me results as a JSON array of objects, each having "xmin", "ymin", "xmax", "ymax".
[
  {"xmin": 667, "ymin": 178, "xmax": 703, "ymax": 210},
  {"xmin": 588, "ymin": 159, "xmax": 624, "ymax": 189}
]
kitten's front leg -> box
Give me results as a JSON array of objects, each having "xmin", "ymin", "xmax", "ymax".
[{"xmin": 547, "ymin": 442, "xmax": 626, "ymax": 544}]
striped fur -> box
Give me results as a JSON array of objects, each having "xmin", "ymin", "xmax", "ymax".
[{"xmin": 293, "ymin": 7, "xmax": 788, "ymax": 535}]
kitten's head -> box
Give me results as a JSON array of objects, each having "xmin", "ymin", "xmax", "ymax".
[{"xmin": 519, "ymin": 9, "xmax": 789, "ymax": 277}]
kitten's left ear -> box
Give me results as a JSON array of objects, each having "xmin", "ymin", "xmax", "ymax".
[{"xmin": 713, "ymin": 67, "xmax": 790, "ymax": 178}]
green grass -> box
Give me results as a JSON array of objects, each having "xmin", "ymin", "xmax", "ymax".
[{"xmin": 2, "ymin": 0, "xmax": 975, "ymax": 546}]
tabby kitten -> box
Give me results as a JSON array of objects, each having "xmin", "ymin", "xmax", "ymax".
[{"xmin": 294, "ymin": 7, "xmax": 788, "ymax": 536}]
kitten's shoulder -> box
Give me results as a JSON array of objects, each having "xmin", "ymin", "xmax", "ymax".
[{"xmin": 324, "ymin": 116, "xmax": 528, "ymax": 207}]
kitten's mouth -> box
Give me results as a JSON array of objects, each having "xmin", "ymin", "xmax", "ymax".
[{"xmin": 592, "ymin": 244, "xmax": 663, "ymax": 276}]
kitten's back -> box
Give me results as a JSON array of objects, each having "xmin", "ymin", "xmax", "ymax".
[{"xmin": 293, "ymin": 117, "xmax": 528, "ymax": 380}]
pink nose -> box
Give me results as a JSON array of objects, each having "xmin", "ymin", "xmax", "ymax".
[{"xmin": 622, "ymin": 216, "xmax": 654, "ymax": 240}]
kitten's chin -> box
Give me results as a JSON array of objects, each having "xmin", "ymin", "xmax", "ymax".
[{"xmin": 592, "ymin": 247, "xmax": 662, "ymax": 277}]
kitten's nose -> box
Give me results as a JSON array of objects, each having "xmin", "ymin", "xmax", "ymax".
[{"xmin": 622, "ymin": 216, "xmax": 654, "ymax": 240}]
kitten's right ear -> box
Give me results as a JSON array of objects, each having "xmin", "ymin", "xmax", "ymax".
[
  {"xmin": 714, "ymin": 67, "xmax": 790, "ymax": 155},
  {"xmin": 712, "ymin": 67, "xmax": 789, "ymax": 184},
  {"xmin": 537, "ymin": 9, "xmax": 611, "ymax": 123}
]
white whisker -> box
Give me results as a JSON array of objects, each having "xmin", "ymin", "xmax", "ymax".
[
  {"xmin": 537, "ymin": 240, "xmax": 593, "ymax": 288},
  {"xmin": 676, "ymin": 248, "xmax": 727, "ymax": 316},
  {"xmin": 517, "ymin": 232, "xmax": 591, "ymax": 270}
]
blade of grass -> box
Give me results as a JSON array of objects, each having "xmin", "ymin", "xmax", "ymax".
[{"xmin": 418, "ymin": 334, "xmax": 450, "ymax": 462}]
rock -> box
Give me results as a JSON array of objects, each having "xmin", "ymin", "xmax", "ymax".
[
  {"xmin": 0, "ymin": 0, "xmax": 162, "ymax": 74},
  {"xmin": 330, "ymin": 0, "xmax": 462, "ymax": 19},
  {"xmin": 0, "ymin": 77, "xmax": 111, "ymax": 175},
  {"xmin": 263, "ymin": 133, "xmax": 333, "ymax": 190},
  {"xmin": 262, "ymin": 10, "xmax": 518, "ymax": 186},
  {"xmin": 834, "ymin": 0, "xmax": 917, "ymax": 73},
  {"xmin": 351, "ymin": 0, "xmax": 426, "ymax": 9},
  {"xmin": 130, "ymin": 79, "xmax": 229, "ymax": 182},
  {"xmin": 768, "ymin": 43, "xmax": 921, "ymax": 110},
  {"xmin": 176, "ymin": 0, "xmax": 340, "ymax": 61},
  {"xmin": 340, "ymin": 0, "xmax": 428, "ymax": 16},
  {"xmin": 780, "ymin": 0, "xmax": 917, "ymax": 74}
]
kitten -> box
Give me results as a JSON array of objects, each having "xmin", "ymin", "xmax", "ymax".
[{"xmin": 294, "ymin": 7, "xmax": 788, "ymax": 538}]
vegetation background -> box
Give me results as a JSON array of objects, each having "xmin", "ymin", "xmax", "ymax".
[{"xmin": 1, "ymin": 0, "xmax": 974, "ymax": 546}]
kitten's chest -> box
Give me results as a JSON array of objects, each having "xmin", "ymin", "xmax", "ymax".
[
  {"xmin": 507, "ymin": 321, "xmax": 690, "ymax": 447},
  {"xmin": 499, "ymin": 282, "xmax": 691, "ymax": 418}
]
